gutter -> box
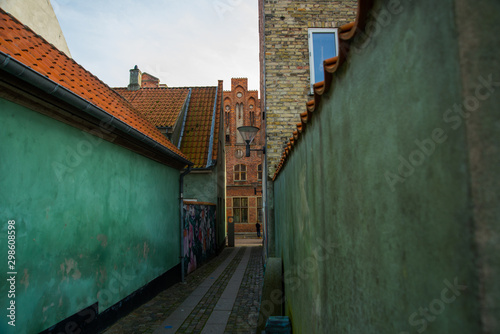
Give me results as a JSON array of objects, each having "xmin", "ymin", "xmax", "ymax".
[
  {"xmin": 206, "ymin": 85, "xmax": 218, "ymax": 168},
  {"xmin": 177, "ymin": 88, "xmax": 192, "ymax": 149},
  {"xmin": 179, "ymin": 166, "xmax": 192, "ymax": 283},
  {"xmin": 0, "ymin": 52, "xmax": 193, "ymax": 167}
]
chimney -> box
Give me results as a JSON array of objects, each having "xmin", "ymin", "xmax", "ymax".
[{"xmin": 128, "ymin": 65, "xmax": 142, "ymax": 91}]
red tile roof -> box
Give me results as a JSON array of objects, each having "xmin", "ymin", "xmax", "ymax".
[
  {"xmin": 0, "ymin": 9, "xmax": 190, "ymax": 165},
  {"xmin": 273, "ymin": 0, "xmax": 374, "ymax": 180},
  {"xmin": 114, "ymin": 87, "xmax": 190, "ymax": 128},
  {"xmin": 180, "ymin": 83, "xmax": 222, "ymax": 168},
  {"xmin": 115, "ymin": 80, "xmax": 223, "ymax": 169}
]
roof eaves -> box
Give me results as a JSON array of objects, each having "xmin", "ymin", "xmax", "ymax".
[{"xmin": 0, "ymin": 51, "xmax": 193, "ymax": 168}]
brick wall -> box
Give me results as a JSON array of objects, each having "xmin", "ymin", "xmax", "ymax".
[
  {"xmin": 224, "ymin": 78, "xmax": 264, "ymax": 232},
  {"xmin": 259, "ymin": 0, "xmax": 357, "ymax": 177}
]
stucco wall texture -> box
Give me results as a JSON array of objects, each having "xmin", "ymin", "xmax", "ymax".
[
  {"xmin": 0, "ymin": 99, "xmax": 181, "ymax": 333},
  {"xmin": 272, "ymin": 0, "xmax": 499, "ymax": 333}
]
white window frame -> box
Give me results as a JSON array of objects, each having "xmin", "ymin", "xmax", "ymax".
[{"xmin": 308, "ymin": 28, "xmax": 339, "ymax": 94}]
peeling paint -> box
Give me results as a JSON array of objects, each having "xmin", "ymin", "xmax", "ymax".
[
  {"xmin": 20, "ymin": 268, "xmax": 30, "ymax": 291},
  {"xmin": 143, "ymin": 242, "xmax": 149, "ymax": 259},
  {"xmin": 97, "ymin": 234, "xmax": 108, "ymax": 247}
]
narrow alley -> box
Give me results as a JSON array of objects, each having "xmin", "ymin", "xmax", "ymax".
[{"xmin": 103, "ymin": 240, "xmax": 263, "ymax": 334}]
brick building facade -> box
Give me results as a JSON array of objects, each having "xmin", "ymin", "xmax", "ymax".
[
  {"xmin": 259, "ymin": 0, "xmax": 357, "ymax": 177},
  {"xmin": 224, "ymin": 78, "xmax": 264, "ymax": 234}
]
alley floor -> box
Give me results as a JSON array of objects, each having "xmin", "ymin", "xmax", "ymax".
[{"xmin": 102, "ymin": 239, "xmax": 264, "ymax": 334}]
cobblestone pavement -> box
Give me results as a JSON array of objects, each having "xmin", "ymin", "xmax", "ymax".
[
  {"xmin": 102, "ymin": 243, "xmax": 263, "ymax": 334},
  {"xmin": 224, "ymin": 246, "xmax": 263, "ymax": 334}
]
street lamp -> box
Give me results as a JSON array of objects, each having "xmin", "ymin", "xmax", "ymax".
[{"xmin": 237, "ymin": 126, "xmax": 266, "ymax": 157}]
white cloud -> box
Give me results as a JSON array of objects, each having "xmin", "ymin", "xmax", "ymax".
[{"xmin": 51, "ymin": 0, "xmax": 259, "ymax": 92}]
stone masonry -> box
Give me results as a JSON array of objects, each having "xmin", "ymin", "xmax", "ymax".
[{"xmin": 259, "ymin": 0, "xmax": 357, "ymax": 177}]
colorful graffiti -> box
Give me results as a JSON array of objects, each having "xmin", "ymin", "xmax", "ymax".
[{"xmin": 183, "ymin": 202, "xmax": 217, "ymax": 275}]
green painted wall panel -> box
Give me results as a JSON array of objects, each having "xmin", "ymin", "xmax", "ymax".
[
  {"xmin": 273, "ymin": 0, "xmax": 484, "ymax": 333},
  {"xmin": 184, "ymin": 170, "xmax": 218, "ymax": 204},
  {"xmin": 0, "ymin": 98, "xmax": 180, "ymax": 333}
]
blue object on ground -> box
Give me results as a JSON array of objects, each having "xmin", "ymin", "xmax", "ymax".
[{"xmin": 265, "ymin": 316, "xmax": 291, "ymax": 333}]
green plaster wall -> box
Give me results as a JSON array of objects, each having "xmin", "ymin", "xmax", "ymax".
[
  {"xmin": 455, "ymin": 0, "xmax": 500, "ymax": 331},
  {"xmin": 184, "ymin": 171, "xmax": 218, "ymax": 203},
  {"xmin": 272, "ymin": 0, "xmax": 494, "ymax": 333},
  {"xmin": 0, "ymin": 98, "xmax": 181, "ymax": 333},
  {"xmin": 184, "ymin": 165, "xmax": 226, "ymax": 249}
]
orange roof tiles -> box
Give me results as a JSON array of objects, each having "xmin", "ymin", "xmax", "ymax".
[
  {"xmin": 273, "ymin": 0, "xmax": 375, "ymax": 180},
  {"xmin": 114, "ymin": 87, "xmax": 190, "ymax": 128},
  {"xmin": 0, "ymin": 9, "xmax": 190, "ymax": 165},
  {"xmin": 180, "ymin": 86, "xmax": 220, "ymax": 168},
  {"xmin": 115, "ymin": 80, "xmax": 223, "ymax": 169}
]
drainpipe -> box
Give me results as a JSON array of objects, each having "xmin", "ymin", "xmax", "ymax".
[{"xmin": 179, "ymin": 166, "xmax": 192, "ymax": 283}]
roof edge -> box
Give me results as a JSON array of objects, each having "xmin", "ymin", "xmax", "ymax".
[
  {"xmin": 206, "ymin": 84, "xmax": 219, "ymax": 167},
  {"xmin": 0, "ymin": 51, "xmax": 193, "ymax": 168}
]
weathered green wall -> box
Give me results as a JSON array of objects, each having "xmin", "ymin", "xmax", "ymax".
[
  {"xmin": 184, "ymin": 171, "xmax": 218, "ymax": 203},
  {"xmin": 0, "ymin": 98, "xmax": 181, "ymax": 333},
  {"xmin": 184, "ymin": 166, "xmax": 226, "ymax": 249},
  {"xmin": 272, "ymin": 0, "xmax": 498, "ymax": 333},
  {"xmin": 455, "ymin": 0, "xmax": 500, "ymax": 331}
]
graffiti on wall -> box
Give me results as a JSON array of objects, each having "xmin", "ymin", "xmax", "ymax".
[{"xmin": 183, "ymin": 202, "xmax": 217, "ymax": 275}]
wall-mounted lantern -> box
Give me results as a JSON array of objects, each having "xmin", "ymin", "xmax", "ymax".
[{"xmin": 237, "ymin": 126, "xmax": 266, "ymax": 157}]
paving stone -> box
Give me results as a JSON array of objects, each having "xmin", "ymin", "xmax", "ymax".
[{"xmin": 102, "ymin": 244, "xmax": 263, "ymax": 334}]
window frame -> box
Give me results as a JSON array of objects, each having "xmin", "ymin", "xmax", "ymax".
[
  {"xmin": 233, "ymin": 197, "xmax": 248, "ymax": 223},
  {"xmin": 257, "ymin": 164, "xmax": 262, "ymax": 181},
  {"xmin": 233, "ymin": 164, "xmax": 247, "ymax": 182},
  {"xmin": 308, "ymin": 28, "xmax": 339, "ymax": 93}
]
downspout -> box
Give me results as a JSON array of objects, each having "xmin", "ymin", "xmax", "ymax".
[
  {"xmin": 206, "ymin": 85, "xmax": 219, "ymax": 168},
  {"xmin": 180, "ymin": 166, "xmax": 192, "ymax": 283},
  {"xmin": 177, "ymin": 88, "xmax": 192, "ymax": 150},
  {"xmin": 0, "ymin": 52, "xmax": 192, "ymax": 167}
]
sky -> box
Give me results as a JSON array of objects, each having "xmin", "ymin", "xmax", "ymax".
[{"xmin": 51, "ymin": 0, "xmax": 259, "ymax": 92}]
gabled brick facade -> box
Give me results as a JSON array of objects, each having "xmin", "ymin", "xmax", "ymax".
[{"xmin": 224, "ymin": 78, "xmax": 264, "ymax": 233}]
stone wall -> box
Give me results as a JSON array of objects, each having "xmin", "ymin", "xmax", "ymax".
[{"xmin": 259, "ymin": 0, "xmax": 357, "ymax": 177}]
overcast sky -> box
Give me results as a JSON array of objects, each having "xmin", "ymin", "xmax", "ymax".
[{"xmin": 51, "ymin": 0, "xmax": 259, "ymax": 92}]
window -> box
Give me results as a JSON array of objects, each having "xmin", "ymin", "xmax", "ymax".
[
  {"xmin": 234, "ymin": 164, "xmax": 246, "ymax": 181},
  {"xmin": 308, "ymin": 28, "xmax": 339, "ymax": 92},
  {"xmin": 257, "ymin": 197, "xmax": 263, "ymax": 222},
  {"xmin": 225, "ymin": 111, "xmax": 230, "ymax": 130},
  {"xmin": 236, "ymin": 103, "xmax": 244, "ymax": 143},
  {"xmin": 250, "ymin": 111, "xmax": 255, "ymax": 126},
  {"xmin": 233, "ymin": 197, "xmax": 248, "ymax": 223},
  {"xmin": 257, "ymin": 164, "xmax": 262, "ymax": 181}
]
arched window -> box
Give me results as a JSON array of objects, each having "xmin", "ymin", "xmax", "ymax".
[
  {"xmin": 257, "ymin": 164, "xmax": 262, "ymax": 181},
  {"xmin": 234, "ymin": 164, "xmax": 246, "ymax": 181},
  {"xmin": 236, "ymin": 103, "xmax": 244, "ymax": 144},
  {"xmin": 250, "ymin": 111, "xmax": 255, "ymax": 126}
]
